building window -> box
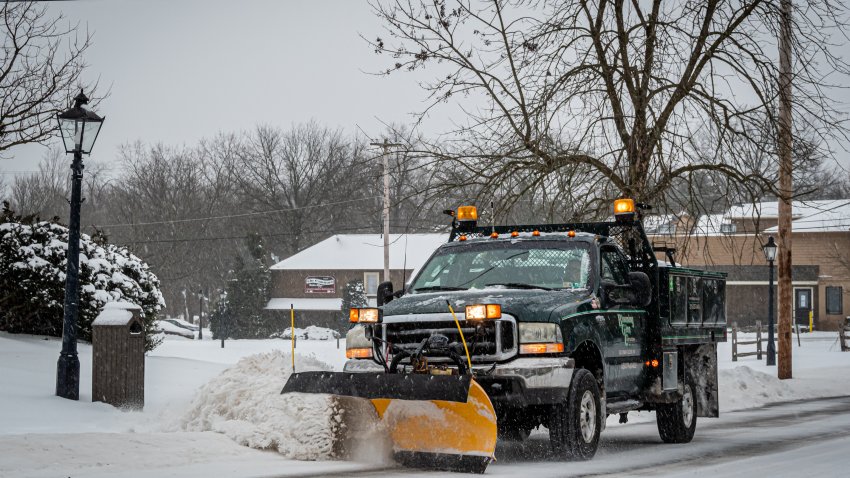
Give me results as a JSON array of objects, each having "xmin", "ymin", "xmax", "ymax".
[
  {"xmin": 364, "ymin": 272, "xmax": 380, "ymax": 296},
  {"xmin": 720, "ymin": 223, "xmax": 737, "ymax": 234},
  {"xmin": 656, "ymin": 223, "xmax": 676, "ymax": 235},
  {"xmin": 826, "ymin": 286, "xmax": 843, "ymax": 315}
]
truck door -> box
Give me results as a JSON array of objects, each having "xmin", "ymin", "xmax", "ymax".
[{"xmin": 600, "ymin": 246, "xmax": 646, "ymax": 396}]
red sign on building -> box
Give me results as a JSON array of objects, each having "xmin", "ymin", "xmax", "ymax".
[{"xmin": 305, "ymin": 276, "xmax": 335, "ymax": 294}]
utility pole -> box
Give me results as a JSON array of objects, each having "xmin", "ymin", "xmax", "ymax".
[
  {"xmin": 777, "ymin": 0, "xmax": 794, "ymax": 379},
  {"xmin": 370, "ymin": 139, "xmax": 401, "ymax": 283}
]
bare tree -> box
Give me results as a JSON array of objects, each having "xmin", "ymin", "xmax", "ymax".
[
  {"xmin": 369, "ymin": 0, "xmax": 849, "ymax": 216},
  {"xmin": 1, "ymin": 1, "xmax": 97, "ymax": 154},
  {"xmin": 234, "ymin": 123, "xmax": 373, "ymax": 255},
  {"xmin": 100, "ymin": 142, "xmax": 239, "ymax": 316},
  {"xmin": 8, "ymin": 147, "xmax": 67, "ymax": 218}
]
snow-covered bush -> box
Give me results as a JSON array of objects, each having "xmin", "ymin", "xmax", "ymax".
[
  {"xmin": 0, "ymin": 207, "xmax": 165, "ymax": 350},
  {"xmin": 273, "ymin": 326, "xmax": 341, "ymax": 341}
]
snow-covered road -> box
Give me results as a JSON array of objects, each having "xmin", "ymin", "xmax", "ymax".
[
  {"xmin": 4, "ymin": 395, "xmax": 848, "ymax": 477},
  {"xmin": 284, "ymin": 395, "xmax": 850, "ymax": 478},
  {"xmin": 487, "ymin": 395, "xmax": 850, "ymax": 478}
]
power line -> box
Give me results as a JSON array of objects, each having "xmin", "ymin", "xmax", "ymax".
[
  {"xmin": 94, "ymin": 196, "xmax": 383, "ymax": 228},
  {"xmin": 116, "ymin": 223, "xmax": 447, "ymax": 245}
]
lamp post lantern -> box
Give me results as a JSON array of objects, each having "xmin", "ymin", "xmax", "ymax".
[
  {"xmin": 763, "ymin": 236, "xmax": 778, "ymax": 366},
  {"xmin": 55, "ymin": 91, "xmax": 104, "ymax": 400}
]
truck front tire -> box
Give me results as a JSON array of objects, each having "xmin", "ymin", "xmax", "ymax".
[
  {"xmin": 549, "ymin": 368, "xmax": 601, "ymax": 460},
  {"xmin": 656, "ymin": 378, "xmax": 697, "ymax": 443}
]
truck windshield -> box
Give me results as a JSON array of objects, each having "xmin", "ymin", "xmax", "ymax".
[{"xmin": 411, "ymin": 241, "xmax": 594, "ymax": 292}]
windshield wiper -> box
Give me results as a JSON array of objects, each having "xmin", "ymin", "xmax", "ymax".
[
  {"xmin": 413, "ymin": 285, "xmax": 468, "ymax": 292},
  {"xmin": 486, "ymin": 282, "xmax": 552, "ymax": 291}
]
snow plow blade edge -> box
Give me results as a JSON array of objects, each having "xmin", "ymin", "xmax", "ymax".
[{"xmin": 281, "ymin": 371, "xmax": 472, "ymax": 402}]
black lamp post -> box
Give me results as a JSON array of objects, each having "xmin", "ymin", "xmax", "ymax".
[
  {"xmin": 55, "ymin": 91, "xmax": 104, "ymax": 400},
  {"xmin": 763, "ymin": 236, "xmax": 778, "ymax": 366}
]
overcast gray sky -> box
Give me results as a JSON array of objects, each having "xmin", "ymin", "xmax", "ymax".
[
  {"xmin": 1, "ymin": 0, "xmax": 848, "ymax": 177},
  {"xmin": 2, "ymin": 0, "xmax": 447, "ymax": 175}
]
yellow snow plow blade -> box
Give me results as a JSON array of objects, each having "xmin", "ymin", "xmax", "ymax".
[
  {"xmin": 282, "ymin": 371, "xmax": 497, "ymax": 473},
  {"xmin": 371, "ymin": 379, "xmax": 497, "ymax": 472}
]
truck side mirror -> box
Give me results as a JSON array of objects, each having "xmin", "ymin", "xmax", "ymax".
[
  {"xmin": 628, "ymin": 272, "xmax": 652, "ymax": 307},
  {"xmin": 600, "ymin": 279, "xmax": 640, "ymax": 308},
  {"xmin": 377, "ymin": 281, "xmax": 394, "ymax": 306}
]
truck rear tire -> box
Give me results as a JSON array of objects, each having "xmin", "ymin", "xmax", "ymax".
[
  {"xmin": 656, "ymin": 378, "xmax": 697, "ymax": 443},
  {"xmin": 549, "ymin": 368, "xmax": 601, "ymax": 460}
]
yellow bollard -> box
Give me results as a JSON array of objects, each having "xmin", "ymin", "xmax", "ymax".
[{"xmin": 290, "ymin": 304, "xmax": 295, "ymax": 372}]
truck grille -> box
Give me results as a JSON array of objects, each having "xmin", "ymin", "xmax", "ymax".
[{"xmin": 380, "ymin": 314, "xmax": 517, "ymax": 363}]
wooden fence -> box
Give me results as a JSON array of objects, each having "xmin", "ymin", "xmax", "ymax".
[{"xmin": 732, "ymin": 321, "xmax": 765, "ymax": 361}]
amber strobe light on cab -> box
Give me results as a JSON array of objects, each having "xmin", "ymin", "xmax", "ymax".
[
  {"xmin": 613, "ymin": 198, "xmax": 636, "ymax": 221},
  {"xmin": 456, "ymin": 205, "xmax": 478, "ymax": 222},
  {"xmin": 349, "ymin": 307, "xmax": 381, "ymax": 323},
  {"xmin": 465, "ymin": 304, "xmax": 501, "ymax": 320}
]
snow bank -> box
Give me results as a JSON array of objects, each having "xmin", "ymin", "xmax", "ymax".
[
  {"xmin": 178, "ymin": 350, "xmax": 345, "ymax": 460},
  {"xmin": 719, "ymin": 366, "xmax": 798, "ymax": 411}
]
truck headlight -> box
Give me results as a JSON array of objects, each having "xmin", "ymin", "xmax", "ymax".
[
  {"xmin": 465, "ymin": 304, "xmax": 501, "ymax": 320},
  {"xmin": 349, "ymin": 307, "xmax": 381, "ymax": 323},
  {"xmin": 518, "ymin": 323, "xmax": 564, "ymax": 355},
  {"xmin": 345, "ymin": 325, "xmax": 373, "ymax": 359}
]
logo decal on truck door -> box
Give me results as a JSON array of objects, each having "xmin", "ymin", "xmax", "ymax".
[{"xmin": 618, "ymin": 314, "xmax": 635, "ymax": 345}]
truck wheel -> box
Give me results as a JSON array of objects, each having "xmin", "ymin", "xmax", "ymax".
[
  {"xmin": 656, "ymin": 378, "xmax": 697, "ymax": 443},
  {"xmin": 549, "ymin": 368, "xmax": 601, "ymax": 460}
]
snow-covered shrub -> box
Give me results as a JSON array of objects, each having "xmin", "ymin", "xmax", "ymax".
[
  {"xmin": 0, "ymin": 207, "xmax": 165, "ymax": 350},
  {"xmin": 273, "ymin": 325, "xmax": 341, "ymax": 341}
]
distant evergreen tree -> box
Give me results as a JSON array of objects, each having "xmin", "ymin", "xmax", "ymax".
[
  {"xmin": 209, "ymin": 289, "xmax": 230, "ymax": 340},
  {"xmin": 340, "ymin": 279, "xmax": 368, "ymax": 322},
  {"xmin": 210, "ymin": 233, "xmax": 272, "ymax": 339}
]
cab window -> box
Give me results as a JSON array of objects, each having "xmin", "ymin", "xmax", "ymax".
[
  {"xmin": 600, "ymin": 247, "xmax": 630, "ymax": 285},
  {"xmin": 410, "ymin": 241, "xmax": 594, "ymax": 291}
]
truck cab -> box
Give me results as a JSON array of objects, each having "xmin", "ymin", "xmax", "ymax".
[{"xmin": 343, "ymin": 200, "xmax": 726, "ymax": 459}]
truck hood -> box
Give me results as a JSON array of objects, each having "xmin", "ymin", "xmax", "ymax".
[{"xmin": 381, "ymin": 288, "xmax": 591, "ymax": 323}]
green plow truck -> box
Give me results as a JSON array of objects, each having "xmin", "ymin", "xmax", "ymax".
[{"xmin": 286, "ymin": 199, "xmax": 727, "ymax": 471}]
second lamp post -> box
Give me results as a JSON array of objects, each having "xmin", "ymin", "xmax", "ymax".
[{"xmin": 763, "ymin": 236, "xmax": 778, "ymax": 366}]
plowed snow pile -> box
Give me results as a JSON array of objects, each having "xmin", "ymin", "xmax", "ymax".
[
  {"xmin": 719, "ymin": 366, "xmax": 798, "ymax": 411},
  {"xmin": 178, "ymin": 350, "xmax": 341, "ymax": 460}
]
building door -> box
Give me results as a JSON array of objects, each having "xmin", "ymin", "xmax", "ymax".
[{"xmin": 794, "ymin": 288, "xmax": 813, "ymax": 328}]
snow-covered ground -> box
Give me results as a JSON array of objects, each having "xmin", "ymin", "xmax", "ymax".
[{"xmin": 1, "ymin": 330, "xmax": 849, "ymax": 477}]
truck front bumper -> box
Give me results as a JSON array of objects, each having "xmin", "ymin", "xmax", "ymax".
[
  {"xmin": 343, "ymin": 356, "xmax": 575, "ymax": 407},
  {"xmin": 477, "ymin": 357, "xmax": 575, "ymax": 406}
]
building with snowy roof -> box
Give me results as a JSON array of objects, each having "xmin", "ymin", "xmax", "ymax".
[
  {"xmin": 645, "ymin": 199, "xmax": 850, "ymax": 331},
  {"xmin": 265, "ymin": 233, "xmax": 447, "ymax": 331}
]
